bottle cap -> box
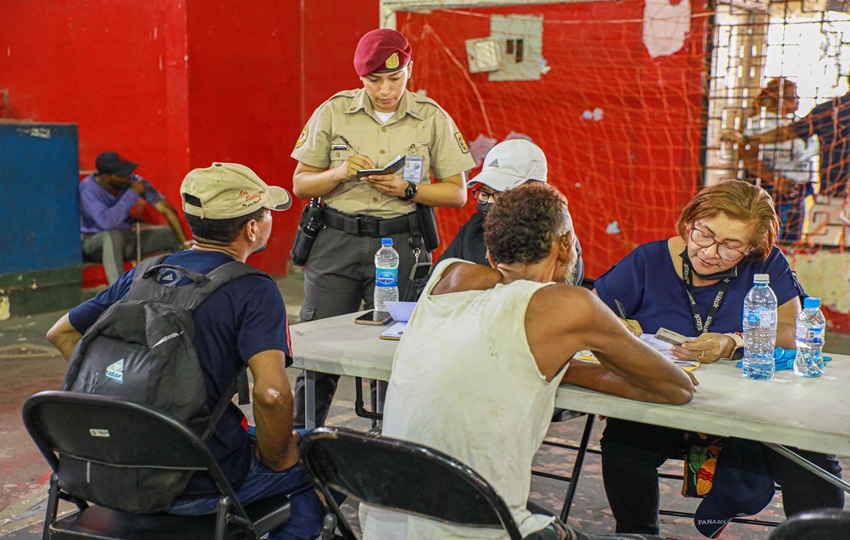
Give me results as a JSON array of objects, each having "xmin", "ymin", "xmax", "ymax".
[
  {"xmin": 753, "ymin": 273, "xmax": 770, "ymax": 283},
  {"xmin": 381, "ymin": 238, "xmax": 393, "ymax": 245},
  {"xmin": 803, "ymin": 297, "xmax": 821, "ymax": 309}
]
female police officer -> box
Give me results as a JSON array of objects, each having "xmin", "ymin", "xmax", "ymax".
[{"xmin": 290, "ymin": 28, "xmax": 475, "ymax": 427}]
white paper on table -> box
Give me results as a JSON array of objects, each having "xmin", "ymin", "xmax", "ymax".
[
  {"xmin": 384, "ymin": 301, "xmax": 416, "ymax": 323},
  {"xmin": 640, "ymin": 334, "xmax": 699, "ymax": 369}
]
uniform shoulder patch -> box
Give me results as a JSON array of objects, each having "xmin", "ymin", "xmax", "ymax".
[
  {"xmin": 455, "ymin": 132, "xmax": 470, "ymax": 153},
  {"xmin": 295, "ymin": 125, "xmax": 309, "ymax": 148}
]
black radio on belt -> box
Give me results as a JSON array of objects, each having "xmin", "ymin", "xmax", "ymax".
[
  {"xmin": 290, "ymin": 198, "xmax": 325, "ymax": 266},
  {"xmin": 415, "ymin": 203, "xmax": 440, "ymax": 252}
]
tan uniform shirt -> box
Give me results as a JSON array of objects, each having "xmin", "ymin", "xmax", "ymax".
[{"xmin": 292, "ymin": 88, "xmax": 475, "ymax": 219}]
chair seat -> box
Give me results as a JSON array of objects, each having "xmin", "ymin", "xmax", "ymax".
[{"xmin": 49, "ymin": 493, "xmax": 291, "ymax": 540}]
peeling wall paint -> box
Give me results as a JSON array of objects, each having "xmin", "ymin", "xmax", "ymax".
[{"xmin": 643, "ymin": 0, "xmax": 691, "ymax": 58}]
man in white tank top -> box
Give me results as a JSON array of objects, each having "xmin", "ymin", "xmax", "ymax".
[{"xmin": 361, "ymin": 183, "xmax": 696, "ymax": 540}]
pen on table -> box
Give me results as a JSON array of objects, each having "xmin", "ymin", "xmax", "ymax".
[{"xmin": 339, "ymin": 135, "xmax": 359, "ymax": 154}]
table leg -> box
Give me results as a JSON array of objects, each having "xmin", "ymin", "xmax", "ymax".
[
  {"xmin": 559, "ymin": 414, "xmax": 596, "ymax": 522},
  {"xmin": 764, "ymin": 442, "xmax": 850, "ymax": 494},
  {"xmin": 304, "ymin": 369, "xmax": 317, "ymax": 429}
]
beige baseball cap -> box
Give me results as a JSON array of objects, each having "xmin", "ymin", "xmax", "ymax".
[{"xmin": 181, "ymin": 162, "xmax": 292, "ymax": 219}]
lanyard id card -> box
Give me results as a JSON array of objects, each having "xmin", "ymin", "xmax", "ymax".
[{"xmin": 403, "ymin": 145, "xmax": 424, "ymax": 184}]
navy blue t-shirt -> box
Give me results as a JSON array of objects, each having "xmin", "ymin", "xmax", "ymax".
[
  {"xmin": 794, "ymin": 92, "xmax": 850, "ymax": 197},
  {"xmin": 594, "ymin": 240, "xmax": 803, "ymax": 337},
  {"xmin": 69, "ymin": 250, "xmax": 292, "ymax": 496}
]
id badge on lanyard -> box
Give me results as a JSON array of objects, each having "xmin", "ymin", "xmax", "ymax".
[{"xmin": 403, "ymin": 144, "xmax": 424, "ymax": 184}]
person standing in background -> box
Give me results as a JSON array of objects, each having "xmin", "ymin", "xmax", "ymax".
[
  {"xmin": 739, "ymin": 78, "xmax": 818, "ymax": 242},
  {"xmin": 289, "ymin": 28, "xmax": 475, "ymax": 427}
]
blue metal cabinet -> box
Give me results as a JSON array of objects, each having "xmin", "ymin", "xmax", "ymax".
[{"xmin": 0, "ymin": 123, "xmax": 80, "ymax": 274}]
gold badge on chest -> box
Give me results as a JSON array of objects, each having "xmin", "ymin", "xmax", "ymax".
[{"xmin": 386, "ymin": 52, "xmax": 400, "ymax": 70}]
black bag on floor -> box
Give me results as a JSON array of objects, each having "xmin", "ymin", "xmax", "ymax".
[{"xmin": 60, "ymin": 255, "xmax": 269, "ymax": 513}]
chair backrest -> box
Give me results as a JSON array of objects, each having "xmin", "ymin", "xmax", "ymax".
[
  {"xmin": 299, "ymin": 427, "xmax": 523, "ymax": 539},
  {"xmin": 767, "ymin": 508, "xmax": 850, "ymax": 540},
  {"xmin": 22, "ymin": 390, "xmax": 245, "ymax": 515}
]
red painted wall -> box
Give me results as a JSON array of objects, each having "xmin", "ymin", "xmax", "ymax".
[
  {"xmin": 397, "ymin": 2, "xmax": 709, "ymax": 278},
  {"xmin": 184, "ymin": 0, "xmax": 300, "ymax": 271},
  {"xmin": 0, "ymin": 0, "xmax": 379, "ymax": 275},
  {"xmin": 0, "ymin": 0, "xmax": 188, "ymax": 204},
  {"xmin": 1, "ymin": 1, "xmax": 707, "ymax": 278}
]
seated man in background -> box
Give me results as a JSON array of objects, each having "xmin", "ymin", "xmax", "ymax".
[
  {"xmin": 49, "ymin": 163, "xmax": 324, "ymax": 540},
  {"xmin": 80, "ymin": 151, "xmax": 190, "ymax": 284},
  {"xmin": 431, "ymin": 138, "xmax": 585, "ymax": 288},
  {"xmin": 361, "ymin": 182, "xmax": 695, "ymax": 540}
]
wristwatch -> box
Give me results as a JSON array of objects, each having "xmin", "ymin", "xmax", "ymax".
[{"xmin": 400, "ymin": 181, "xmax": 418, "ymax": 201}]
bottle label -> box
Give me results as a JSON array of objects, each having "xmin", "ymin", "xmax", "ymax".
[
  {"xmin": 376, "ymin": 267, "xmax": 399, "ymax": 288},
  {"xmin": 746, "ymin": 307, "xmax": 775, "ymax": 327},
  {"xmin": 806, "ymin": 326, "xmax": 823, "ymax": 345}
]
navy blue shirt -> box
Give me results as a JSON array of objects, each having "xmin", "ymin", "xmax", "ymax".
[
  {"xmin": 594, "ymin": 240, "xmax": 803, "ymax": 337},
  {"xmin": 794, "ymin": 92, "xmax": 850, "ymax": 197},
  {"xmin": 69, "ymin": 250, "xmax": 291, "ymax": 496}
]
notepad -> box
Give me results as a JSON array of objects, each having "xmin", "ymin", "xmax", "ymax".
[
  {"xmin": 384, "ymin": 301, "xmax": 415, "ymax": 323},
  {"xmin": 379, "ymin": 301, "xmax": 416, "ymax": 340},
  {"xmin": 573, "ymin": 339, "xmax": 699, "ymax": 372},
  {"xmin": 357, "ymin": 155, "xmax": 406, "ymax": 177},
  {"xmin": 380, "ymin": 322, "xmax": 406, "ymax": 341}
]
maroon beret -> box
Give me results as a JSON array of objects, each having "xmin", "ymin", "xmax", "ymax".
[{"xmin": 353, "ymin": 28, "xmax": 412, "ymax": 77}]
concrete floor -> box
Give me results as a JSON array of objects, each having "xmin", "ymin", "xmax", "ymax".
[{"xmin": 1, "ymin": 273, "xmax": 848, "ymax": 539}]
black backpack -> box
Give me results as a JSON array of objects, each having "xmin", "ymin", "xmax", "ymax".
[{"xmin": 60, "ymin": 254, "xmax": 270, "ymax": 513}]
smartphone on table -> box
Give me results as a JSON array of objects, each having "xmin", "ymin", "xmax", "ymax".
[{"xmin": 354, "ymin": 310, "xmax": 392, "ymax": 325}]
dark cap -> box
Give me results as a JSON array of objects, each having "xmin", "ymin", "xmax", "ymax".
[
  {"xmin": 95, "ymin": 152, "xmax": 138, "ymax": 177},
  {"xmin": 693, "ymin": 439, "xmax": 775, "ymax": 538},
  {"xmin": 353, "ymin": 28, "xmax": 411, "ymax": 77}
]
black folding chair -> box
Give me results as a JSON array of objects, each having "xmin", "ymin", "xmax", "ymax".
[
  {"xmin": 22, "ymin": 390, "xmax": 290, "ymax": 540},
  {"xmin": 299, "ymin": 427, "xmax": 524, "ymax": 540},
  {"xmin": 767, "ymin": 508, "xmax": 850, "ymax": 539}
]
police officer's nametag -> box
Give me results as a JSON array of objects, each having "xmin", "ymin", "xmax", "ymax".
[
  {"xmin": 295, "ymin": 126, "xmax": 309, "ymax": 148},
  {"xmin": 403, "ymin": 155, "xmax": 423, "ymax": 184}
]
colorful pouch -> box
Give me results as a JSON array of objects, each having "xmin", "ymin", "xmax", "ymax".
[{"xmin": 682, "ymin": 432, "xmax": 724, "ymax": 498}]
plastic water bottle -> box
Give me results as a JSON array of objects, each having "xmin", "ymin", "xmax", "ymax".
[
  {"xmin": 374, "ymin": 238, "xmax": 399, "ymax": 312},
  {"xmin": 794, "ymin": 297, "xmax": 826, "ymax": 378},
  {"xmin": 742, "ymin": 273, "xmax": 777, "ymax": 380}
]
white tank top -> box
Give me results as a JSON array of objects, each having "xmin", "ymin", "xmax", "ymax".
[{"xmin": 361, "ymin": 259, "xmax": 569, "ymax": 539}]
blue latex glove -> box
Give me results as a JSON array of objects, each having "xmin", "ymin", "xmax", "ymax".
[{"xmin": 736, "ymin": 347, "xmax": 832, "ymax": 371}]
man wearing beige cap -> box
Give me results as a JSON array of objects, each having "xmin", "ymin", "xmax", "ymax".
[{"xmin": 47, "ymin": 163, "xmax": 326, "ymax": 540}]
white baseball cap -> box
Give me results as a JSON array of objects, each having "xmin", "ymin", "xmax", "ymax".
[{"xmin": 467, "ymin": 139, "xmax": 548, "ymax": 192}]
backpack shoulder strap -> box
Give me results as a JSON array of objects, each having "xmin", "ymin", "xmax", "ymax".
[
  {"xmin": 123, "ymin": 259, "xmax": 271, "ymax": 311},
  {"xmin": 180, "ymin": 261, "xmax": 272, "ymax": 311}
]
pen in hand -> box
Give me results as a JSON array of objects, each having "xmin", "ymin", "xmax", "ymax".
[
  {"xmin": 339, "ymin": 135, "xmax": 359, "ymax": 154},
  {"xmin": 614, "ymin": 299, "xmax": 641, "ymax": 337},
  {"xmin": 614, "ymin": 299, "xmax": 628, "ymax": 320}
]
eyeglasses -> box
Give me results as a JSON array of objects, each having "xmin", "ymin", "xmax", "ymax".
[
  {"xmin": 472, "ymin": 189, "xmax": 498, "ymax": 204},
  {"xmin": 689, "ymin": 225, "xmax": 750, "ymax": 261}
]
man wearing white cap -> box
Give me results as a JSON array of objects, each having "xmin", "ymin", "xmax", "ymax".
[
  {"xmin": 47, "ymin": 163, "xmax": 326, "ymax": 540},
  {"xmin": 429, "ymin": 139, "xmax": 584, "ymax": 291}
]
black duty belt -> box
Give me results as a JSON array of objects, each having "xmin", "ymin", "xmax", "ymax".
[{"xmin": 323, "ymin": 207, "xmax": 418, "ymax": 238}]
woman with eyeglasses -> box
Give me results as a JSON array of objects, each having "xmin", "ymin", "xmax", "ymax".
[{"xmin": 593, "ymin": 180, "xmax": 844, "ymax": 535}]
